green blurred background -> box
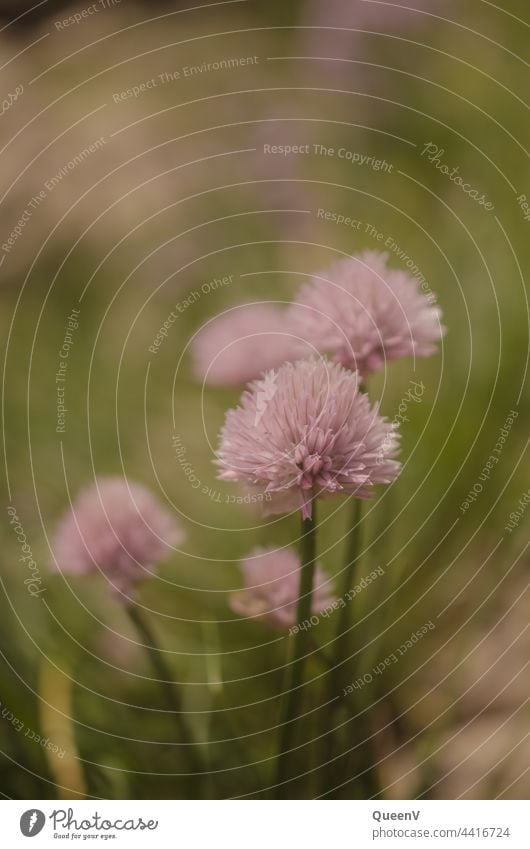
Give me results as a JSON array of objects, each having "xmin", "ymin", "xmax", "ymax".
[{"xmin": 0, "ymin": 0, "xmax": 528, "ymax": 799}]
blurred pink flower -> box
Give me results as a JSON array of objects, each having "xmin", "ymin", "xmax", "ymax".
[
  {"xmin": 216, "ymin": 357, "xmax": 400, "ymax": 519},
  {"xmin": 297, "ymin": 0, "xmax": 450, "ymax": 107},
  {"xmin": 302, "ymin": 0, "xmax": 444, "ymax": 36},
  {"xmin": 191, "ymin": 303, "xmax": 308, "ymax": 385},
  {"xmin": 290, "ymin": 252, "xmax": 445, "ymax": 376},
  {"xmin": 230, "ymin": 546, "xmax": 335, "ymax": 629},
  {"xmin": 53, "ymin": 477, "xmax": 184, "ymax": 598}
]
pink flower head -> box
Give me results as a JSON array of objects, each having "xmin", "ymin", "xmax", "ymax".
[
  {"xmin": 191, "ymin": 303, "xmax": 308, "ymax": 385},
  {"xmin": 53, "ymin": 477, "xmax": 184, "ymax": 598},
  {"xmin": 290, "ymin": 252, "xmax": 445, "ymax": 376},
  {"xmin": 216, "ymin": 357, "xmax": 401, "ymax": 519},
  {"xmin": 230, "ymin": 546, "xmax": 336, "ymax": 629}
]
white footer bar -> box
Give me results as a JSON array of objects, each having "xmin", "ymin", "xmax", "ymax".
[{"xmin": 2, "ymin": 800, "xmax": 527, "ymax": 848}]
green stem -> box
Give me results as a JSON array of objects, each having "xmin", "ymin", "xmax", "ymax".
[
  {"xmin": 214, "ymin": 708, "xmax": 263, "ymax": 789},
  {"xmin": 335, "ymin": 497, "xmax": 363, "ymax": 670},
  {"xmin": 311, "ymin": 637, "xmax": 380, "ymax": 798},
  {"xmin": 274, "ymin": 511, "xmax": 317, "ymax": 794},
  {"xmin": 327, "ymin": 497, "xmax": 382, "ymax": 798},
  {"xmin": 125, "ymin": 604, "xmax": 203, "ymax": 781},
  {"xmin": 335, "ymin": 377, "xmax": 370, "ymax": 678}
]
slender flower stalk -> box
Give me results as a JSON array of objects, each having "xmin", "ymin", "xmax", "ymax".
[
  {"xmin": 330, "ymin": 374, "xmax": 381, "ymax": 797},
  {"xmin": 335, "ymin": 497, "xmax": 364, "ymax": 671},
  {"xmin": 125, "ymin": 603, "xmax": 203, "ymax": 782},
  {"xmin": 331, "ymin": 495, "xmax": 383, "ymax": 799},
  {"xmin": 332, "ymin": 376, "xmax": 370, "ymax": 674},
  {"xmin": 274, "ymin": 513, "xmax": 317, "ymax": 793},
  {"xmin": 319, "ymin": 496, "xmax": 375, "ymax": 798},
  {"xmin": 310, "ymin": 629, "xmax": 382, "ymax": 799},
  {"xmin": 328, "ymin": 430, "xmax": 382, "ymax": 797}
]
